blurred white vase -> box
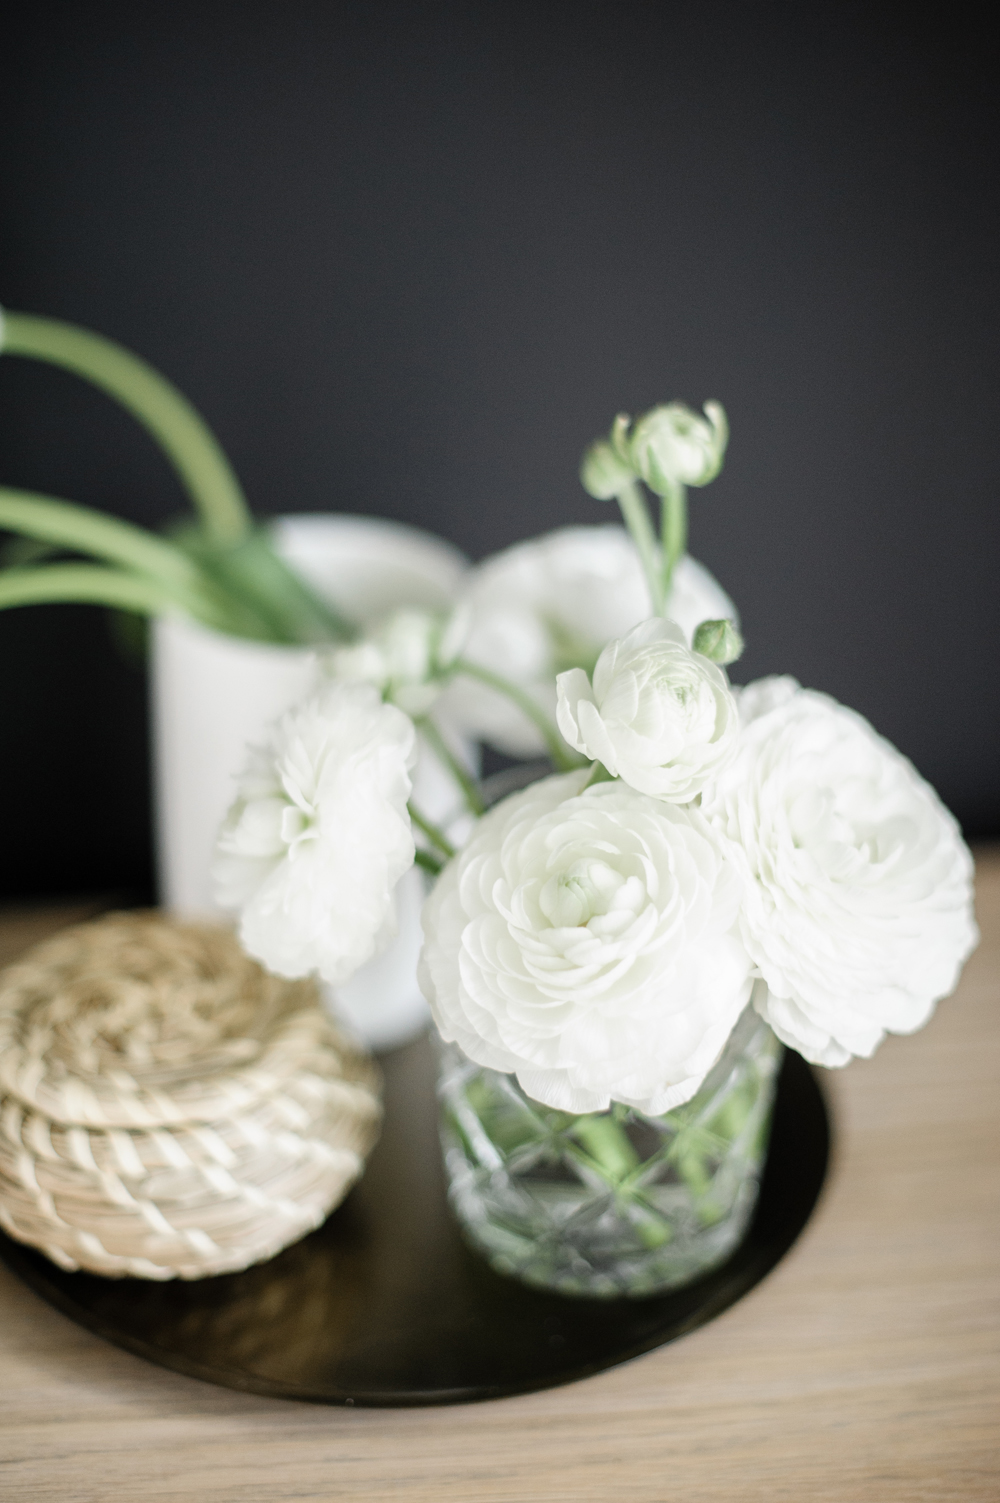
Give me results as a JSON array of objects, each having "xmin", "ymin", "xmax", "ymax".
[{"xmin": 150, "ymin": 514, "xmax": 470, "ymax": 1051}]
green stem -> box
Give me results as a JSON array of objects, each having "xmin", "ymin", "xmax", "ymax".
[
  {"xmin": 615, "ymin": 479, "xmax": 664, "ymax": 614},
  {"xmin": 570, "ymin": 1115, "xmax": 641, "ymax": 1183},
  {"xmin": 660, "ymin": 478, "xmax": 688, "ymax": 603},
  {"xmin": 413, "ymin": 848, "xmax": 444, "ymax": 877},
  {"xmin": 173, "ymin": 523, "xmax": 352, "ymax": 644},
  {"xmin": 408, "ymin": 802, "xmax": 456, "ymax": 861},
  {"xmin": 581, "ymin": 760, "xmax": 616, "ymax": 790},
  {"xmin": 0, "ymin": 487, "xmax": 206, "ymax": 593},
  {"xmin": 452, "ymin": 658, "xmax": 578, "ymax": 772},
  {"xmin": 417, "ymin": 716, "xmax": 485, "ymax": 816},
  {"xmin": 0, "ymin": 563, "xmax": 226, "ymax": 620},
  {"xmin": 1, "ymin": 312, "xmax": 251, "ymax": 544}
]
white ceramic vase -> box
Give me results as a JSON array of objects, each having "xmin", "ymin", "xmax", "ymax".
[{"xmin": 150, "ymin": 514, "xmax": 470, "ymax": 1051}]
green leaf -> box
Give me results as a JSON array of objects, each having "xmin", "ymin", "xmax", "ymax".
[
  {"xmin": 0, "ymin": 488, "xmax": 207, "ymax": 592},
  {"xmin": 174, "ymin": 524, "xmax": 352, "ymax": 644},
  {"xmin": 2, "ymin": 312, "xmax": 252, "ymax": 544},
  {"xmin": 0, "ymin": 563, "xmax": 199, "ymax": 617}
]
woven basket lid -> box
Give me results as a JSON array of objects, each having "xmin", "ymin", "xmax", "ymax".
[{"xmin": 0, "ymin": 913, "xmax": 382, "ymax": 1280}]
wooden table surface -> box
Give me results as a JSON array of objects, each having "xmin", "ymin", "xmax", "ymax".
[{"xmin": 0, "ymin": 856, "xmax": 997, "ymax": 1503}]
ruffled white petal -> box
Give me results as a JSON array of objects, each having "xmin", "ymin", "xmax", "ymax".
[
  {"xmin": 213, "ymin": 682, "xmax": 417, "ymax": 986},
  {"xmin": 704, "ymin": 685, "xmax": 978, "ymax": 1066},
  {"xmin": 419, "ymin": 771, "xmax": 754, "ymax": 1113}
]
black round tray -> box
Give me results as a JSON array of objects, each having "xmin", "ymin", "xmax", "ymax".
[{"xmin": 0, "ymin": 1034, "xmax": 829, "ymax": 1406}]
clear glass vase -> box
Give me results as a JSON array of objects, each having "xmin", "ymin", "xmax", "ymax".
[{"xmin": 436, "ymin": 1006, "xmax": 783, "ymax": 1299}]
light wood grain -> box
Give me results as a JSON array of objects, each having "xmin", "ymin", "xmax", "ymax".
[{"xmin": 0, "ymin": 857, "xmax": 997, "ymax": 1503}]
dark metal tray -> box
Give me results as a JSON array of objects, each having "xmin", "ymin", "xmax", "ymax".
[{"xmin": 0, "ymin": 1034, "xmax": 829, "ymax": 1406}]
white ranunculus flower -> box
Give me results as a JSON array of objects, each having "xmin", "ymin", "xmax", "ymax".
[
  {"xmin": 556, "ymin": 618, "xmax": 739, "ymax": 801},
  {"xmin": 213, "ymin": 682, "xmax": 417, "ymax": 985},
  {"xmin": 735, "ymin": 674, "xmax": 800, "ymax": 725},
  {"xmin": 628, "ymin": 401, "xmax": 728, "ymax": 492},
  {"xmin": 443, "ymin": 524, "xmax": 737, "ymax": 755},
  {"xmin": 702, "ymin": 680, "xmax": 979, "ymax": 1067},
  {"xmin": 419, "ymin": 771, "xmax": 754, "ymax": 1114}
]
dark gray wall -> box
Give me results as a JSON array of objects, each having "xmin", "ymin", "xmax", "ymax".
[{"xmin": 1, "ymin": 2, "xmax": 997, "ymax": 899}]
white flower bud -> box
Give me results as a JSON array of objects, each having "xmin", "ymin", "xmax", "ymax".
[
  {"xmin": 628, "ymin": 401, "xmax": 729, "ymax": 492},
  {"xmin": 327, "ymin": 607, "xmax": 457, "ymax": 716},
  {"xmin": 556, "ymin": 617, "xmax": 739, "ymax": 801},
  {"xmin": 692, "ymin": 617, "xmax": 744, "ymax": 665},
  {"xmin": 579, "ymin": 437, "xmax": 635, "ymax": 500}
]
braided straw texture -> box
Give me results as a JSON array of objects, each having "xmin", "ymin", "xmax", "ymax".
[{"xmin": 0, "ymin": 913, "xmax": 382, "ymax": 1280}]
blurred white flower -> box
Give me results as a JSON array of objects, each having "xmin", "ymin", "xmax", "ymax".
[
  {"xmin": 735, "ymin": 675, "xmax": 799, "ymax": 725},
  {"xmin": 556, "ymin": 618, "xmax": 739, "ymax": 800},
  {"xmin": 628, "ymin": 401, "xmax": 729, "ymax": 492},
  {"xmin": 443, "ymin": 525, "xmax": 737, "ymax": 755},
  {"xmin": 702, "ymin": 680, "xmax": 979, "ymax": 1066},
  {"xmin": 419, "ymin": 771, "xmax": 754, "ymax": 1114},
  {"xmin": 326, "ymin": 607, "xmax": 466, "ymax": 717},
  {"xmin": 213, "ymin": 682, "xmax": 417, "ymax": 985}
]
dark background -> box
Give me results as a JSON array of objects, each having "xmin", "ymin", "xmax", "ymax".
[{"xmin": 0, "ymin": 1, "xmax": 997, "ymax": 901}]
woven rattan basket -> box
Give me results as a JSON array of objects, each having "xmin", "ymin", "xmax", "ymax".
[{"xmin": 0, "ymin": 913, "xmax": 382, "ymax": 1279}]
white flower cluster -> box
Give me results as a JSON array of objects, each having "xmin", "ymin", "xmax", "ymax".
[
  {"xmin": 419, "ymin": 632, "xmax": 977, "ymax": 1113},
  {"xmin": 211, "ymin": 523, "xmax": 737, "ymax": 1008},
  {"xmin": 209, "ymin": 401, "xmax": 976, "ymax": 1119}
]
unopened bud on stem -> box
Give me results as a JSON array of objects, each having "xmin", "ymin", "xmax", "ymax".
[
  {"xmin": 692, "ymin": 617, "xmax": 743, "ymax": 665},
  {"xmin": 580, "ymin": 438, "xmax": 635, "ymax": 500},
  {"xmin": 629, "ymin": 401, "xmax": 729, "ymax": 494}
]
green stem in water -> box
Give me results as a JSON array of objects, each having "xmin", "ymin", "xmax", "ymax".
[
  {"xmin": 452, "ymin": 658, "xmax": 578, "ymax": 773},
  {"xmin": 417, "ymin": 716, "xmax": 485, "ymax": 816},
  {"xmin": 408, "ymin": 802, "xmax": 456, "ymax": 861},
  {"xmin": 1, "ymin": 312, "xmax": 252, "ymax": 544},
  {"xmin": 659, "ymin": 477, "xmax": 688, "ymax": 603},
  {"xmin": 615, "ymin": 479, "xmax": 664, "ymax": 614},
  {"xmin": 570, "ymin": 1115, "xmax": 641, "ymax": 1183}
]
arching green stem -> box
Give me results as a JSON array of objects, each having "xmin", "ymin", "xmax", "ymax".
[
  {"xmin": 1, "ymin": 312, "xmax": 252, "ymax": 544},
  {"xmin": 0, "ymin": 563, "xmax": 231, "ymax": 625},
  {"xmin": 451, "ymin": 658, "xmax": 579, "ymax": 772},
  {"xmin": 0, "ymin": 487, "xmax": 206, "ymax": 593},
  {"xmin": 417, "ymin": 716, "xmax": 484, "ymax": 816},
  {"xmin": 408, "ymin": 802, "xmax": 456, "ymax": 861}
]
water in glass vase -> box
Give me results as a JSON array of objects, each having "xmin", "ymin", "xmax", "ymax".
[{"xmin": 436, "ymin": 1005, "xmax": 782, "ymax": 1298}]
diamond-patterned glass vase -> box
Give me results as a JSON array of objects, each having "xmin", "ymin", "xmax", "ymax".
[{"xmin": 436, "ymin": 1006, "xmax": 782, "ymax": 1299}]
